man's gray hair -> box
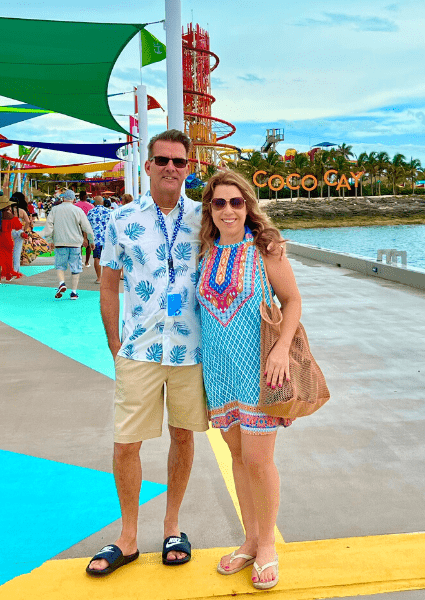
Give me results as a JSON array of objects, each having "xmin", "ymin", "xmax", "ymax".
[
  {"xmin": 147, "ymin": 129, "xmax": 192, "ymax": 160},
  {"xmin": 63, "ymin": 189, "xmax": 75, "ymax": 201}
]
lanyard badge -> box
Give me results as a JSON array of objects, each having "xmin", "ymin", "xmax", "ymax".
[
  {"xmin": 154, "ymin": 198, "xmax": 184, "ymax": 284},
  {"xmin": 167, "ymin": 293, "xmax": 182, "ymax": 316}
]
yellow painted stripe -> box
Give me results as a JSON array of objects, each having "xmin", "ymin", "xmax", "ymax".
[
  {"xmin": 3, "ymin": 534, "xmax": 425, "ymax": 599},
  {"xmin": 206, "ymin": 428, "xmax": 285, "ymax": 544}
]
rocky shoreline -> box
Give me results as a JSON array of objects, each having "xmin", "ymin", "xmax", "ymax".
[{"xmin": 264, "ymin": 195, "xmax": 425, "ymax": 228}]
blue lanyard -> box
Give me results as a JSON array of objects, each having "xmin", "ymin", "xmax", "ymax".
[{"xmin": 154, "ymin": 197, "xmax": 184, "ymax": 284}]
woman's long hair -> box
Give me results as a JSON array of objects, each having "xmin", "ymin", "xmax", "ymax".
[
  {"xmin": 199, "ymin": 170, "xmax": 283, "ymax": 257},
  {"xmin": 10, "ymin": 192, "xmax": 29, "ymax": 216}
]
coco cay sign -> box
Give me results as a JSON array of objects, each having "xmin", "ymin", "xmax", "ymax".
[{"xmin": 253, "ymin": 170, "xmax": 364, "ymax": 192}]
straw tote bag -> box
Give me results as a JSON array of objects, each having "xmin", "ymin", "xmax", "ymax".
[{"xmin": 256, "ymin": 251, "xmax": 330, "ymax": 419}]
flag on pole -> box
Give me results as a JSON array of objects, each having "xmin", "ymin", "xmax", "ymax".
[
  {"xmin": 134, "ymin": 90, "xmax": 164, "ymax": 113},
  {"xmin": 0, "ymin": 134, "xmax": 12, "ymax": 149},
  {"xmin": 140, "ymin": 28, "xmax": 166, "ymax": 67},
  {"xmin": 19, "ymin": 145, "xmax": 31, "ymax": 157},
  {"xmin": 130, "ymin": 116, "xmax": 139, "ymax": 133}
]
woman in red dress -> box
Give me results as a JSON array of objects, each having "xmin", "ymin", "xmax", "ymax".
[{"xmin": 0, "ymin": 196, "xmax": 28, "ymax": 281}]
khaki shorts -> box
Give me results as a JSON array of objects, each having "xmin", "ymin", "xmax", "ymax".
[{"xmin": 114, "ymin": 356, "xmax": 209, "ymax": 443}]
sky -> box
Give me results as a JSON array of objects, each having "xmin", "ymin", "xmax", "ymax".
[{"xmin": 1, "ymin": 0, "xmax": 425, "ymax": 169}]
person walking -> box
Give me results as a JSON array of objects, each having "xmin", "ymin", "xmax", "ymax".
[
  {"xmin": 86, "ymin": 129, "xmax": 208, "ymax": 577},
  {"xmin": 41, "ymin": 189, "xmax": 94, "ymax": 300},
  {"xmin": 86, "ymin": 195, "xmax": 111, "ymax": 284},
  {"xmin": 10, "ymin": 192, "xmax": 31, "ymax": 273},
  {"xmin": 75, "ymin": 190, "xmax": 94, "ymax": 268},
  {"xmin": 0, "ymin": 195, "xmax": 28, "ymax": 281},
  {"xmin": 196, "ymin": 170, "xmax": 302, "ymax": 590}
]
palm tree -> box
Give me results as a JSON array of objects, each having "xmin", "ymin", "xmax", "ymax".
[
  {"xmin": 261, "ymin": 150, "xmax": 285, "ymax": 200},
  {"xmin": 387, "ymin": 153, "xmax": 406, "ymax": 195},
  {"xmin": 356, "ymin": 152, "xmax": 369, "ymax": 197},
  {"xmin": 286, "ymin": 152, "xmax": 309, "ymax": 199},
  {"xmin": 337, "ymin": 143, "xmax": 354, "ymax": 160},
  {"xmin": 375, "ymin": 152, "xmax": 390, "ymax": 196},
  {"xmin": 230, "ymin": 151, "xmax": 264, "ymax": 197},
  {"xmin": 405, "ymin": 157, "xmax": 421, "ymax": 192},
  {"xmin": 365, "ymin": 152, "xmax": 378, "ymax": 195},
  {"xmin": 311, "ymin": 150, "xmax": 331, "ymax": 198},
  {"xmin": 330, "ymin": 155, "xmax": 351, "ymax": 197}
]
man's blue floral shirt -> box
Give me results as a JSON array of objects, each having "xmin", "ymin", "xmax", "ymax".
[
  {"xmin": 87, "ymin": 205, "xmax": 111, "ymax": 246},
  {"xmin": 100, "ymin": 192, "xmax": 202, "ymax": 366}
]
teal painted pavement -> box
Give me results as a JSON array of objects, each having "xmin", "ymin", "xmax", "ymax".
[
  {"xmin": 20, "ymin": 265, "xmax": 54, "ymax": 276},
  {"xmin": 0, "ymin": 285, "xmax": 123, "ymax": 380},
  {"xmin": 1, "ymin": 449, "xmax": 166, "ymax": 585},
  {"xmin": 0, "ymin": 284, "xmax": 165, "ymax": 586}
]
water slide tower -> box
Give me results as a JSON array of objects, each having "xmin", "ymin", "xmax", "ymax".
[{"xmin": 182, "ymin": 23, "xmax": 238, "ymax": 172}]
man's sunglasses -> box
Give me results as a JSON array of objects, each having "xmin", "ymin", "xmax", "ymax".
[
  {"xmin": 150, "ymin": 156, "xmax": 188, "ymax": 168},
  {"xmin": 210, "ymin": 197, "xmax": 246, "ymax": 210}
]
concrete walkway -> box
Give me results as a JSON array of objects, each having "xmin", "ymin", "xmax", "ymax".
[{"xmin": 1, "ymin": 245, "xmax": 425, "ymax": 600}]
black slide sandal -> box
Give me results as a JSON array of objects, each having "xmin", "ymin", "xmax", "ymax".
[
  {"xmin": 86, "ymin": 544, "xmax": 139, "ymax": 577},
  {"xmin": 162, "ymin": 533, "xmax": 191, "ymax": 565}
]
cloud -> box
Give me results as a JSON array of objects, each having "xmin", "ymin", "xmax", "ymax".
[
  {"xmin": 237, "ymin": 73, "xmax": 266, "ymax": 84},
  {"xmin": 140, "ymin": 70, "xmax": 167, "ymax": 88},
  {"xmin": 296, "ymin": 12, "xmax": 399, "ymax": 32},
  {"xmin": 111, "ymin": 67, "xmax": 166, "ymax": 90},
  {"xmin": 211, "ymin": 76, "xmax": 228, "ymax": 89}
]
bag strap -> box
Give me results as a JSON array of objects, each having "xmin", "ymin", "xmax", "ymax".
[{"xmin": 255, "ymin": 248, "xmax": 274, "ymax": 307}]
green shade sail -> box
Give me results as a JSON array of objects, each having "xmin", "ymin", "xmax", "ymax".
[{"xmin": 0, "ymin": 17, "xmax": 147, "ymax": 135}]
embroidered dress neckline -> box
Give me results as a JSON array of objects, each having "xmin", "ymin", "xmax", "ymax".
[{"xmin": 215, "ymin": 227, "xmax": 252, "ymax": 249}]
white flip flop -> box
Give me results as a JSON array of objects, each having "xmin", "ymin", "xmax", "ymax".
[
  {"xmin": 252, "ymin": 553, "xmax": 279, "ymax": 589},
  {"xmin": 217, "ymin": 550, "xmax": 255, "ymax": 575}
]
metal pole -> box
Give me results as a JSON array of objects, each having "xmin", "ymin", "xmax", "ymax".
[
  {"xmin": 124, "ymin": 159, "xmax": 130, "ymax": 194},
  {"xmin": 165, "ymin": 0, "xmax": 184, "ymax": 131},
  {"xmin": 138, "ymin": 34, "xmax": 149, "ymax": 196},
  {"xmin": 137, "ymin": 85, "xmax": 149, "ymax": 195},
  {"xmin": 132, "ymin": 125, "xmax": 139, "ymax": 199}
]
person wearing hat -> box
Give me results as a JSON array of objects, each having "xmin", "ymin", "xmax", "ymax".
[
  {"xmin": 10, "ymin": 191, "xmax": 31, "ymax": 273},
  {"xmin": 0, "ymin": 195, "xmax": 28, "ymax": 281},
  {"xmin": 41, "ymin": 189, "xmax": 94, "ymax": 299}
]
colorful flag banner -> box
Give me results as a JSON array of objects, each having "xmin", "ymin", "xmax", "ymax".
[
  {"xmin": 0, "ymin": 134, "xmax": 12, "ymax": 149},
  {"xmin": 5, "ymin": 161, "xmax": 120, "ymax": 174},
  {"xmin": 19, "ymin": 145, "xmax": 31, "ymax": 157},
  {"xmin": 134, "ymin": 91, "xmax": 164, "ymax": 113},
  {"xmin": 130, "ymin": 116, "xmax": 139, "ymax": 133},
  {"xmin": 140, "ymin": 28, "xmax": 166, "ymax": 67},
  {"xmin": 0, "ymin": 154, "xmax": 50, "ymax": 168},
  {"xmin": 0, "ymin": 138, "xmax": 128, "ymax": 160}
]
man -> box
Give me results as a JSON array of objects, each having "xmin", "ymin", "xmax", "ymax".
[
  {"xmin": 86, "ymin": 195, "xmax": 111, "ymax": 284},
  {"xmin": 86, "ymin": 129, "xmax": 208, "ymax": 577},
  {"xmin": 42, "ymin": 189, "xmax": 94, "ymax": 300},
  {"xmin": 75, "ymin": 191, "xmax": 94, "ymax": 268}
]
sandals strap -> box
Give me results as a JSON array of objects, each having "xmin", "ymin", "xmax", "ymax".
[
  {"xmin": 229, "ymin": 551, "xmax": 255, "ymax": 563},
  {"xmin": 253, "ymin": 558, "xmax": 278, "ymax": 575}
]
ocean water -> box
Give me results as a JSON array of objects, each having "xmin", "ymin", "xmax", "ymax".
[
  {"xmin": 281, "ymin": 224, "xmax": 425, "ymax": 271},
  {"xmin": 35, "ymin": 225, "xmax": 425, "ymax": 270}
]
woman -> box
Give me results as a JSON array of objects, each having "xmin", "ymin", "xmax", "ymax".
[
  {"xmin": 10, "ymin": 192, "xmax": 31, "ymax": 271},
  {"xmin": 196, "ymin": 171, "xmax": 302, "ymax": 590},
  {"xmin": 0, "ymin": 196, "xmax": 28, "ymax": 281}
]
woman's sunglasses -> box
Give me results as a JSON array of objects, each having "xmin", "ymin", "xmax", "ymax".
[
  {"xmin": 150, "ymin": 156, "xmax": 188, "ymax": 168},
  {"xmin": 210, "ymin": 197, "xmax": 246, "ymax": 210}
]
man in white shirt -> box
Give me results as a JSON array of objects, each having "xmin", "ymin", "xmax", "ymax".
[
  {"xmin": 42, "ymin": 189, "xmax": 94, "ymax": 300},
  {"xmin": 86, "ymin": 130, "xmax": 208, "ymax": 577}
]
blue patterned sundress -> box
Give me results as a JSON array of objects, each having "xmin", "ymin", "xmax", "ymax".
[{"xmin": 196, "ymin": 228, "xmax": 292, "ymax": 434}]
